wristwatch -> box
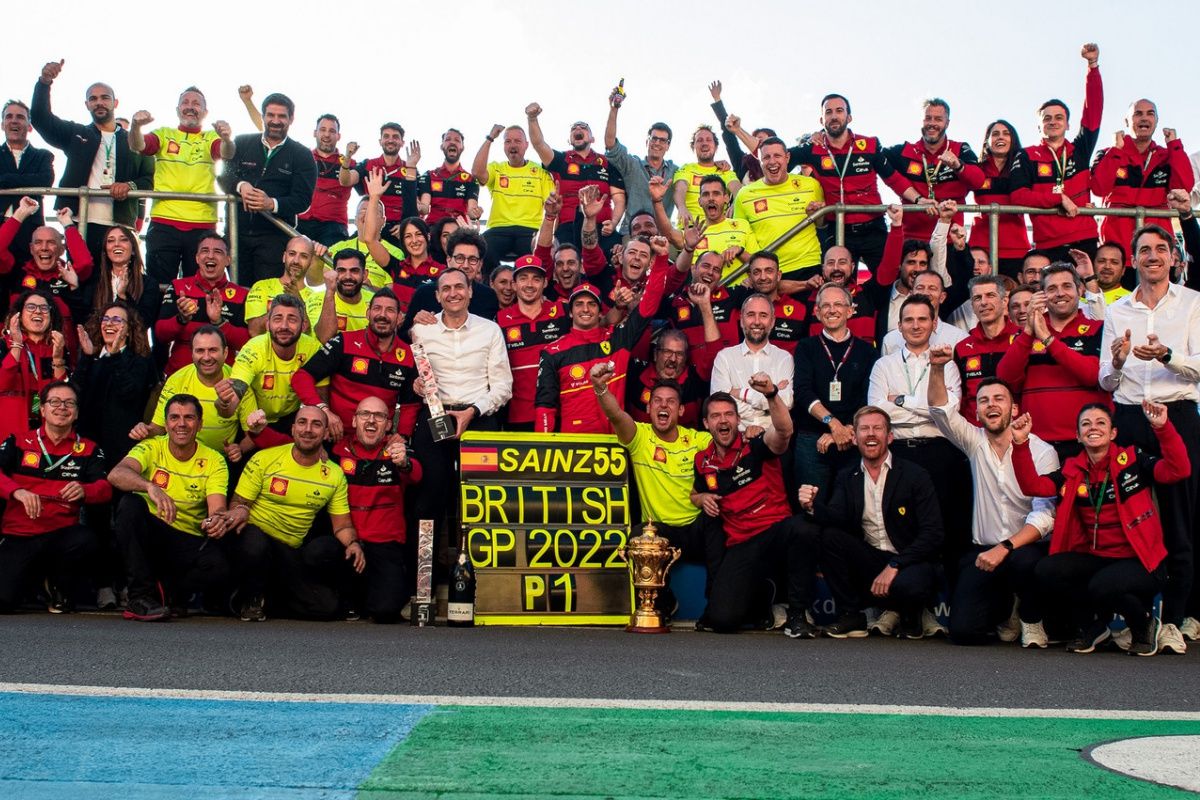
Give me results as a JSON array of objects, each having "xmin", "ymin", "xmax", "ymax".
[
  {"xmin": 821, "ymin": 414, "xmax": 833, "ymax": 425},
  {"xmin": 1163, "ymin": 347, "xmax": 1173, "ymax": 364},
  {"xmin": 1000, "ymin": 540, "xmax": 1015, "ymax": 552},
  {"xmin": 887, "ymin": 559, "xmax": 900, "ymax": 569},
  {"xmin": 894, "ymin": 395, "xmax": 906, "ymax": 407}
]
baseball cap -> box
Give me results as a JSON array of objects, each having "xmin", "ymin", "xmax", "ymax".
[
  {"xmin": 513, "ymin": 254, "xmax": 544, "ymax": 276},
  {"xmin": 569, "ymin": 283, "xmax": 603, "ymax": 304}
]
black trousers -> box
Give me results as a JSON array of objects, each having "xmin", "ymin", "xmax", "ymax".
[
  {"xmin": 890, "ymin": 436, "xmax": 972, "ymax": 580},
  {"xmin": 146, "ymin": 222, "xmax": 215, "ymax": 286},
  {"xmin": 235, "ymin": 230, "xmax": 289, "ymax": 287},
  {"xmin": 0, "ymin": 526, "xmax": 98, "ymax": 612},
  {"xmin": 1049, "ymin": 439, "xmax": 1083, "ymax": 466},
  {"xmin": 948, "ymin": 540, "xmax": 1048, "ymax": 646},
  {"xmin": 705, "ymin": 515, "xmax": 819, "ymax": 633},
  {"xmin": 296, "ymin": 219, "xmax": 349, "ymax": 248},
  {"xmin": 1036, "ymin": 552, "xmax": 1162, "ymax": 636},
  {"xmin": 234, "ymin": 524, "xmax": 344, "ymax": 620},
  {"xmin": 1042, "ymin": 239, "xmax": 1099, "ymax": 263},
  {"xmin": 114, "ymin": 494, "xmax": 231, "ymax": 606},
  {"xmin": 818, "ymin": 216, "xmax": 887, "ymax": 275},
  {"xmin": 819, "ymin": 526, "xmax": 938, "ymax": 617},
  {"xmin": 482, "ymin": 225, "xmax": 537, "ymax": 277},
  {"xmin": 1114, "ymin": 400, "xmax": 1200, "ymax": 624},
  {"xmin": 350, "ymin": 540, "xmax": 408, "ymax": 623}
]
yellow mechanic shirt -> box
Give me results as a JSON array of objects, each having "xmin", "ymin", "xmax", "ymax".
[
  {"xmin": 230, "ymin": 333, "xmax": 324, "ymax": 423},
  {"xmin": 685, "ymin": 218, "xmax": 762, "ymax": 281},
  {"xmin": 733, "ymin": 175, "xmax": 825, "ymax": 277},
  {"xmin": 673, "ymin": 162, "xmax": 739, "ymax": 227},
  {"xmin": 303, "ymin": 286, "xmax": 374, "ymax": 335},
  {"xmin": 1103, "ymin": 285, "xmax": 1131, "ymax": 305},
  {"xmin": 147, "ymin": 127, "xmax": 221, "ymax": 224},
  {"xmin": 625, "ymin": 422, "xmax": 713, "ymax": 527},
  {"xmin": 153, "ymin": 363, "xmax": 260, "ymax": 452},
  {"xmin": 127, "ymin": 436, "xmax": 228, "ymax": 537},
  {"xmin": 328, "ymin": 237, "xmax": 405, "ymax": 290},
  {"xmin": 245, "ymin": 278, "xmax": 292, "ymax": 322},
  {"xmin": 485, "ymin": 160, "xmax": 554, "ymax": 229},
  {"xmin": 235, "ymin": 444, "xmax": 350, "ymax": 547}
]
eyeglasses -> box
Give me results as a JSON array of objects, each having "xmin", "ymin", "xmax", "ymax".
[
  {"xmin": 100, "ymin": 316, "xmax": 127, "ymax": 325},
  {"xmin": 44, "ymin": 398, "xmax": 78, "ymax": 409},
  {"xmin": 450, "ymin": 254, "xmax": 482, "ymax": 266},
  {"xmin": 657, "ymin": 348, "xmax": 687, "ymax": 358},
  {"xmin": 817, "ymin": 302, "xmax": 851, "ymax": 311},
  {"xmin": 648, "ymin": 136, "xmax": 671, "ymax": 144},
  {"xmin": 354, "ymin": 411, "xmax": 390, "ymax": 421},
  {"xmin": 23, "ymin": 304, "xmax": 51, "ymax": 314}
]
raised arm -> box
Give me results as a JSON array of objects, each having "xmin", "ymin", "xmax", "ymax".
[
  {"xmin": 525, "ymin": 103, "xmax": 554, "ymax": 166},
  {"xmin": 590, "ymin": 361, "xmax": 636, "ymax": 444},
  {"xmin": 472, "ymin": 124, "xmax": 503, "ymax": 185}
]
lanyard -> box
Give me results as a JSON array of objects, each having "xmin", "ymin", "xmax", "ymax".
[
  {"xmin": 819, "ymin": 335, "xmax": 854, "ymax": 382},
  {"xmin": 918, "ymin": 143, "xmax": 947, "ymax": 201},
  {"xmin": 1047, "ymin": 143, "xmax": 1069, "ymax": 187},
  {"xmin": 1085, "ymin": 472, "xmax": 1110, "ymax": 550},
  {"xmin": 101, "ymin": 134, "xmax": 115, "ymax": 178},
  {"xmin": 830, "ymin": 142, "xmax": 854, "ymax": 204},
  {"xmin": 25, "ymin": 347, "xmax": 42, "ymax": 415},
  {"xmin": 36, "ymin": 428, "xmax": 78, "ymax": 473},
  {"xmin": 901, "ymin": 349, "xmax": 930, "ymax": 396}
]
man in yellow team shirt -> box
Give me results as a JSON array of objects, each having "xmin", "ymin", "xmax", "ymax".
[
  {"xmin": 134, "ymin": 326, "xmax": 264, "ymax": 462},
  {"xmin": 734, "ymin": 137, "xmax": 826, "ymax": 281},
  {"xmin": 471, "ymin": 123, "xmax": 553, "ymax": 275},
  {"xmin": 590, "ymin": 361, "xmax": 723, "ymax": 615},
  {"xmin": 108, "ymin": 394, "xmax": 232, "ymax": 621},
  {"xmin": 304, "ymin": 249, "xmax": 374, "ymax": 342},
  {"xmin": 217, "ymin": 294, "xmax": 324, "ymax": 448},
  {"xmin": 245, "ymin": 236, "xmax": 316, "ymax": 336},
  {"xmin": 650, "ymin": 174, "xmax": 759, "ymax": 278},
  {"xmin": 225, "ymin": 405, "xmax": 364, "ymax": 622},
  {"xmin": 129, "ymin": 87, "xmax": 236, "ymax": 288},
  {"xmin": 673, "ymin": 125, "xmax": 741, "ymax": 226}
]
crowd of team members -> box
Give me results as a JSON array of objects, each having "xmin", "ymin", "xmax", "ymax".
[{"xmin": 1, "ymin": 44, "xmax": 1199, "ymax": 655}]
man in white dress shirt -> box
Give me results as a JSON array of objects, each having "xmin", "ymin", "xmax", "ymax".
[
  {"xmin": 928, "ymin": 350, "xmax": 1060, "ymax": 648},
  {"xmin": 410, "ymin": 267, "xmax": 513, "ymax": 567},
  {"xmin": 880, "ymin": 271, "xmax": 968, "ymax": 356},
  {"xmin": 1099, "ymin": 224, "xmax": 1200, "ymax": 651},
  {"xmin": 710, "ymin": 294, "xmax": 793, "ymax": 432}
]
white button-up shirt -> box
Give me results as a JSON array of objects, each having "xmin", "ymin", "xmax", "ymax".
[
  {"xmin": 867, "ymin": 345, "xmax": 961, "ymax": 439},
  {"xmin": 862, "ymin": 453, "xmax": 896, "ymax": 554},
  {"xmin": 929, "ymin": 402, "xmax": 1059, "ymax": 546},
  {"xmin": 410, "ymin": 312, "xmax": 513, "ymax": 416},
  {"xmin": 1099, "ymin": 283, "xmax": 1200, "ymax": 404},
  {"xmin": 880, "ymin": 319, "xmax": 969, "ymax": 356},
  {"xmin": 710, "ymin": 340, "xmax": 794, "ymax": 431}
]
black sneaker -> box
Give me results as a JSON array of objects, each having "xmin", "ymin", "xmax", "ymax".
[
  {"xmin": 783, "ymin": 613, "xmax": 817, "ymax": 639},
  {"xmin": 694, "ymin": 615, "xmax": 715, "ymax": 633},
  {"xmin": 239, "ymin": 595, "xmax": 267, "ymax": 622},
  {"xmin": 1128, "ymin": 617, "xmax": 1162, "ymax": 657},
  {"xmin": 1066, "ymin": 620, "xmax": 1111, "ymax": 653},
  {"xmin": 123, "ymin": 596, "xmax": 169, "ymax": 622},
  {"xmin": 44, "ymin": 579, "xmax": 72, "ymax": 614},
  {"xmin": 899, "ymin": 610, "xmax": 925, "ymax": 640},
  {"xmin": 823, "ymin": 611, "xmax": 868, "ymax": 638}
]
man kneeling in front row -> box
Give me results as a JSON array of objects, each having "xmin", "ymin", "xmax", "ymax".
[{"xmin": 798, "ymin": 406, "xmax": 943, "ymax": 639}]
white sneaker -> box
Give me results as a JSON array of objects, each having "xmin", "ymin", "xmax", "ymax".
[
  {"xmin": 770, "ymin": 603, "xmax": 788, "ymax": 630},
  {"xmin": 1180, "ymin": 617, "xmax": 1200, "ymax": 641},
  {"xmin": 996, "ymin": 601, "xmax": 1021, "ymax": 643},
  {"xmin": 1020, "ymin": 621, "xmax": 1048, "ymax": 649},
  {"xmin": 1111, "ymin": 626, "xmax": 1133, "ymax": 652},
  {"xmin": 868, "ymin": 610, "xmax": 900, "ymax": 636},
  {"xmin": 922, "ymin": 608, "xmax": 948, "ymax": 637},
  {"xmin": 1159, "ymin": 623, "xmax": 1188, "ymax": 655}
]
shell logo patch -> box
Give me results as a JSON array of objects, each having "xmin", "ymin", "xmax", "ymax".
[
  {"xmin": 152, "ymin": 469, "xmax": 170, "ymax": 488},
  {"xmin": 640, "ymin": 389, "xmax": 650, "ymax": 403},
  {"xmin": 705, "ymin": 474, "xmax": 718, "ymax": 490},
  {"xmin": 1037, "ymin": 164, "xmax": 1053, "ymax": 177},
  {"xmin": 821, "ymin": 157, "xmax": 834, "ymax": 170},
  {"xmin": 21, "ymin": 451, "xmax": 39, "ymax": 468},
  {"xmin": 907, "ymin": 163, "xmax": 922, "ymax": 175},
  {"xmin": 167, "ymin": 141, "xmax": 181, "ymax": 155},
  {"xmin": 225, "ymin": 287, "xmax": 236, "ymax": 300},
  {"xmin": 507, "ymin": 328, "xmax": 522, "ymax": 341},
  {"xmin": 270, "ymin": 477, "xmax": 289, "ymax": 496},
  {"xmin": 569, "ymin": 365, "xmax": 585, "ymax": 380},
  {"xmin": 982, "ymin": 178, "xmax": 992, "ymax": 190},
  {"xmin": 351, "ymin": 357, "xmax": 369, "ymax": 374},
  {"xmin": 692, "ymin": 174, "xmax": 703, "ymax": 185},
  {"xmin": 678, "ymin": 307, "xmax": 691, "ymax": 321},
  {"xmin": 966, "ymin": 357, "xmax": 981, "ymax": 371},
  {"xmin": 566, "ymin": 164, "xmax": 581, "ymax": 175},
  {"xmin": 22, "ymin": 276, "xmax": 36, "ymax": 288},
  {"xmin": 1032, "ymin": 341, "xmax": 1046, "ymax": 353},
  {"xmin": 697, "ymin": 237, "xmax": 709, "ymax": 249},
  {"xmin": 431, "ymin": 181, "xmax": 444, "ymax": 192},
  {"xmin": 499, "ymin": 176, "xmax": 509, "ymax": 188},
  {"xmin": 653, "ymin": 447, "xmax": 667, "ymax": 463},
  {"xmin": 262, "ymin": 375, "xmax": 275, "ymax": 390},
  {"xmin": 753, "ymin": 199, "xmax": 769, "ymax": 213},
  {"xmin": 1077, "ymin": 484, "xmax": 1090, "ymax": 497},
  {"xmin": 1117, "ymin": 452, "xmax": 1129, "ymax": 466},
  {"xmin": 337, "ymin": 316, "xmax": 348, "ymax": 331},
  {"xmin": 1116, "ymin": 167, "xmax": 1128, "ymax": 179},
  {"xmin": 340, "ymin": 458, "xmax": 356, "ymax": 475}
]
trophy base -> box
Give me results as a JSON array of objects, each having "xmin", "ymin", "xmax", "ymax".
[
  {"xmin": 428, "ymin": 414, "xmax": 457, "ymax": 442},
  {"xmin": 410, "ymin": 601, "xmax": 434, "ymax": 627},
  {"xmin": 626, "ymin": 611, "xmax": 671, "ymax": 634}
]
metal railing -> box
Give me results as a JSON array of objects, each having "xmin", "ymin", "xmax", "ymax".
[
  {"xmin": 0, "ymin": 186, "xmax": 319, "ymax": 283},
  {"xmin": 723, "ymin": 202, "xmax": 1199, "ymax": 286}
]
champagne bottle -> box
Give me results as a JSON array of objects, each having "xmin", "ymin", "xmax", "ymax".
[{"xmin": 447, "ymin": 536, "xmax": 476, "ymax": 627}]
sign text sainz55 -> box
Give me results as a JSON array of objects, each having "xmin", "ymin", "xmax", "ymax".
[{"xmin": 459, "ymin": 431, "xmax": 632, "ymax": 625}]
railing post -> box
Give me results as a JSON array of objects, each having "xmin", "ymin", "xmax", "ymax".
[
  {"xmin": 835, "ymin": 206, "xmax": 845, "ymax": 248},
  {"xmin": 1134, "ymin": 206, "xmax": 1146, "ymax": 232},
  {"xmin": 227, "ymin": 198, "xmax": 239, "ymax": 285},
  {"xmin": 76, "ymin": 188, "xmax": 89, "ymax": 240},
  {"xmin": 989, "ymin": 205, "xmax": 1000, "ymax": 275}
]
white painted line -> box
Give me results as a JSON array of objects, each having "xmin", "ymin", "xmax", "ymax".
[
  {"xmin": 1085, "ymin": 735, "xmax": 1200, "ymax": 793},
  {"xmin": 3, "ymin": 682, "xmax": 1200, "ymax": 721}
]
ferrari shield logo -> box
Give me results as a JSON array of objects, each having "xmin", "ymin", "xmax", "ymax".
[{"xmin": 600, "ymin": 341, "xmax": 611, "ymax": 355}]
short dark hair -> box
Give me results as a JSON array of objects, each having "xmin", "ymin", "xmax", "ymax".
[
  {"xmin": 820, "ymin": 93, "xmax": 852, "ymax": 115},
  {"xmin": 924, "ymin": 97, "xmax": 951, "ymax": 117},
  {"xmin": 647, "ymin": 123, "xmax": 673, "ymax": 140},
  {"xmin": 1076, "ymin": 402, "xmax": 1113, "ymax": 428},
  {"xmin": 901, "ymin": 240, "xmax": 933, "ymax": 262},
  {"xmin": 1131, "ymin": 224, "xmax": 1174, "ymax": 260},
  {"xmin": 747, "ymin": 251, "xmax": 780, "ymax": 269},
  {"xmin": 197, "ymin": 231, "xmax": 229, "ymax": 251},
  {"xmin": 380, "ymin": 121, "xmax": 405, "ymax": 137},
  {"xmin": 1039, "ymin": 262, "xmax": 1082, "ymax": 292},
  {"xmin": 1038, "ymin": 98, "xmax": 1070, "ymax": 123},
  {"xmin": 332, "ymin": 249, "xmax": 367, "ymax": 268},
  {"xmin": 191, "ymin": 324, "xmax": 227, "ymax": 350},
  {"xmin": 899, "ymin": 293, "xmax": 936, "ymax": 318},
  {"xmin": 436, "ymin": 267, "xmax": 470, "ymax": 288},
  {"xmin": 752, "ymin": 127, "xmax": 777, "ymax": 138},
  {"xmin": 911, "ymin": 269, "xmax": 946, "ymax": 291},
  {"xmin": 165, "ymin": 393, "xmax": 204, "ymax": 421},
  {"xmin": 3, "ymin": 99, "xmax": 30, "ymax": 117},
  {"xmin": 38, "ymin": 380, "xmax": 77, "ymax": 408},
  {"xmin": 443, "ymin": 127, "xmax": 464, "ymax": 141},
  {"xmin": 1096, "ymin": 241, "xmax": 1127, "ymax": 264},
  {"xmin": 967, "ymin": 273, "xmax": 1007, "ymax": 299},
  {"xmin": 649, "ymin": 380, "xmax": 683, "ymax": 403},
  {"xmin": 260, "ymin": 93, "xmax": 295, "ymax": 117},
  {"xmin": 702, "ymin": 391, "xmax": 738, "ymax": 419},
  {"xmin": 553, "ymin": 242, "xmax": 580, "ymax": 262},
  {"xmin": 1022, "ymin": 248, "xmax": 1053, "ymax": 267},
  {"xmin": 268, "ymin": 293, "xmax": 306, "ymax": 316},
  {"xmin": 698, "ymin": 174, "xmax": 728, "ymax": 194},
  {"xmin": 628, "ymin": 209, "xmax": 655, "ymax": 223},
  {"xmin": 975, "ymin": 377, "xmax": 1014, "ymax": 400},
  {"xmin": 446, "ymin": 228, "xmax": 487, "ymax": 261},
  {"xmin": 370, "ymin": 286, "xmax": 399, "ymax": 309},
  {"xmin": 315, "ymin": 113, "xmax": 340, "ymax": 129},
  {"xmin": 758, "ymin": 136, "xmax": 788, "ymax": 152}
]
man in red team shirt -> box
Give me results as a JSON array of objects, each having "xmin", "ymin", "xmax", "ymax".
[
  {"xmin": 298, "ymin": 113, "xmax": 355, "ymax": 246},
  {"xmin": 952, "ymin": 275, "xmax": 1020, "ymax": 424},
  {"xmin": 418, "ymin": 128, "xmax": 480, "ymax": 224},
  {"xmin": 339, "ymin": 122, "xmax": 420, "ymax": 246},
  {"xmin": 1010, "ymin": 44, "xmax": 1104, "ymax": 261},
  {"xmin": 496, "ymin": 255, "xmax": 568, "ymax": 431},
  {"xmin": 331, "ymin": 395, "xmax": 421, "ymax": 624},
  {"xmin": 889, "ymin": 99, "xmax": 986, "ymax": 240}
]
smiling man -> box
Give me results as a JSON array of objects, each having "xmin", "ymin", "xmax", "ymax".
[
  {"xmin": 711, "ymin": 294, "xmax": 794, "ymax": 432},
  {"xmin": 418, "ymin": 128, "xmax": 479, "ymax": 224},
  {"xmin": 304, "ymin": 249, "xmax": 374, "ymax": 342},
  {"xmin": 733, "ymin": 137, "xmax": 825, "ymax": 281},
  {"xmin": 951, "ymin": 275, "xmax": 1020, "ymax": 424},
  {"xmin": 0, "ymin": 99, "xmax": 53, "ymax": 266}
]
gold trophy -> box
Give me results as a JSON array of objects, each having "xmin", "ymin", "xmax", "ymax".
[{"xmin": 621, "ymin": 520, "xmax": 680, "ymax": 634}]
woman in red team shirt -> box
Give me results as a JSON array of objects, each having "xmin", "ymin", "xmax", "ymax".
[
  {"xmin": 392, "ymin": 217, "xmax": 444, "ymax": 280},
  {"xmin": 968, "ymin": 120, "xmax": 1030, "ymax": 280},
  {"xmin": 0, "ymin": 290, "xmax": 69, "ymax": 444},
  {"xmin": 1011, "ymin": 402, "xmax": 1189, "ymax": 657}
]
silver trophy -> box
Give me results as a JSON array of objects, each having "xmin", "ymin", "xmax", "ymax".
[
  {"xmin": 411, "ymin": 519, "xmax": 435, "ymax": 627},
  {"xmin": 410, "ymin": 341, "xmax": 457, "ymax": 442}
]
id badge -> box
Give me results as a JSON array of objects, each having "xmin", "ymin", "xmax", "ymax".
[
  {"xmin": 828, "ymin": 380, "xmax": 842, "ymax": 402},
  {"xmin": 1051, "ymin": 184, "xmax": 1064, "ymax": 195}
]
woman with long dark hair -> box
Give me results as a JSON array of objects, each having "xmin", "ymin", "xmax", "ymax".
[
  {"xmin": 92, "ymin": 226, "xmax": 159, "ymax": 328},
  {"xmin": 1011, "ymin": 402, "xmax": 1190, "ymax": 656},
  {"xmin": 968, "ymin": 120, "xmax": 1030, "ymax": 280},
  {"xmin": 0, "ymin": 289, "xmax": 69, "ymax": 443}
]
